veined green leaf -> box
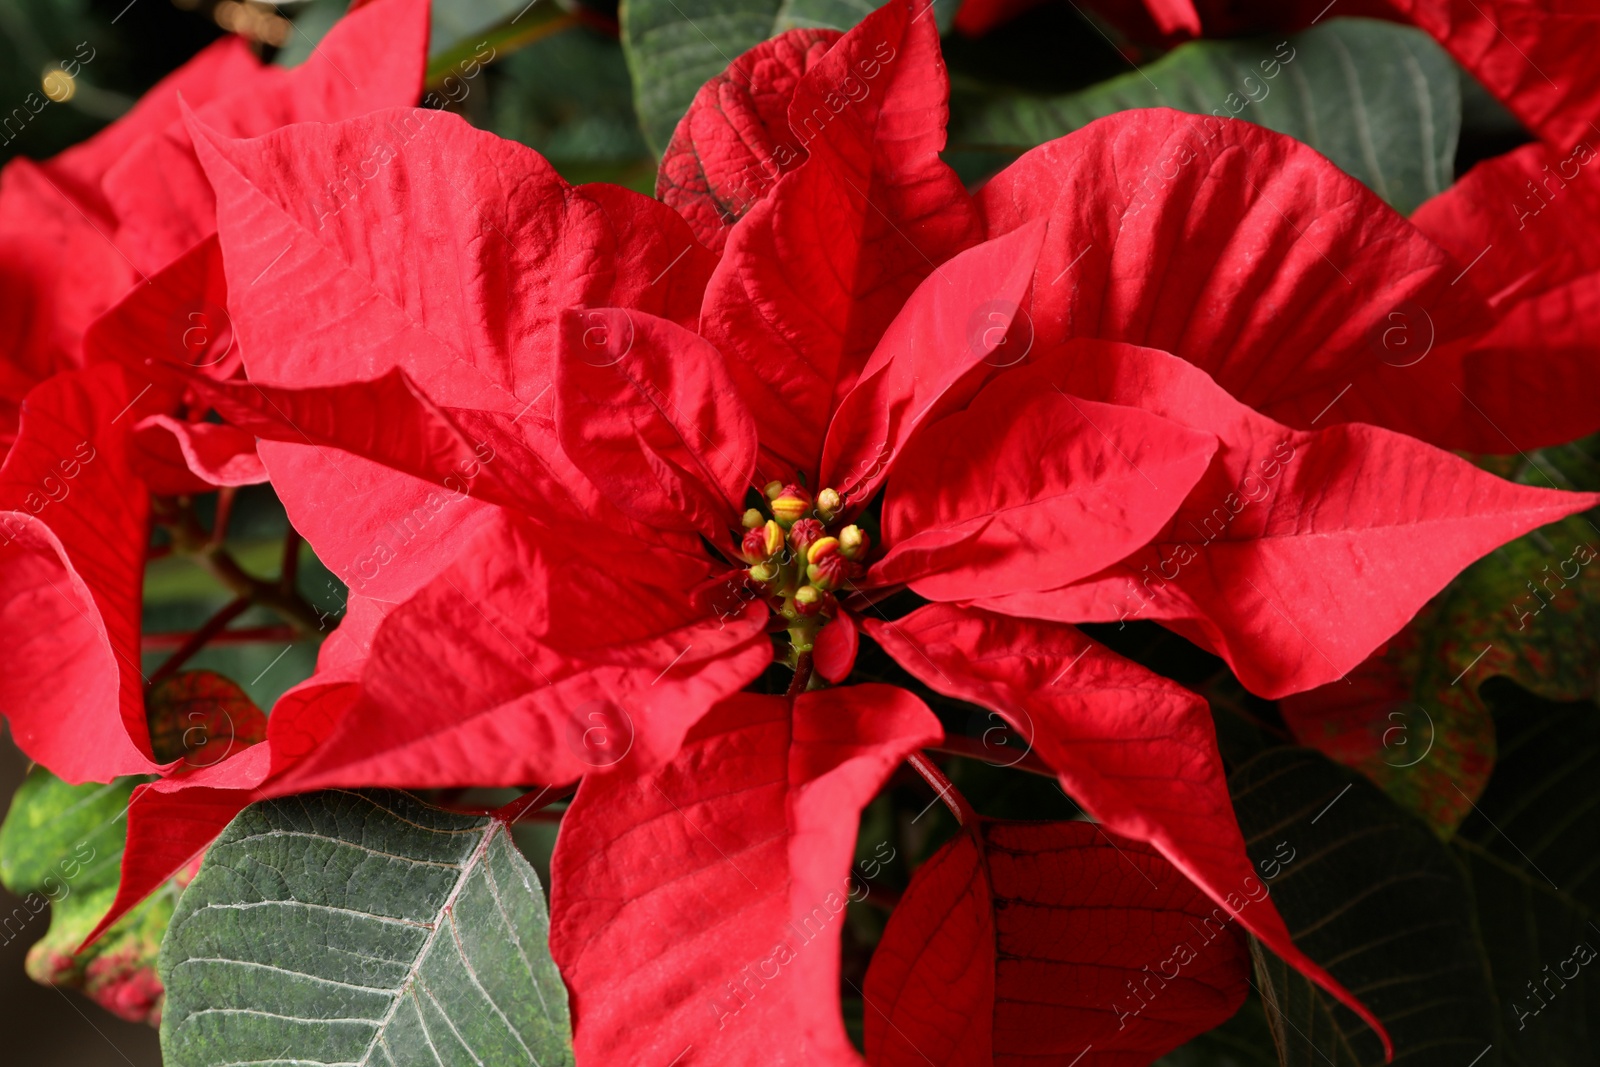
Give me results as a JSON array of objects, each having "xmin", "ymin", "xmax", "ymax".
[
  {"xmin": 622, "ymin": 0, "xmax": 786, "ymax": 155},
  {"xmin": 1229, "ymin": 748, "xmax": 1496, "ymax": 1065},
  {"xmin": 1454, "ymin": 683, "xmax": 1600, "ymax": 1064},
  {"xmin": 159, "ymin": 790, "xmax": 573, "ymax": 1066},
  {"xmin": 949, "ymin": 18, "xmax": 1459, "ymax": 215}
]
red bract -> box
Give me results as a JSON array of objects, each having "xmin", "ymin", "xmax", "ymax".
[
  {"xmin": 864, "ymin": 817, "xmax": 1250, "ymax": 1066},
  {"xmin": 551, "ymin": 687, "xmax": 940, "ymax": 1064},
  {"xmin": 0, "ymin": 0, "xmax": 427, "ymax": 443},
  {"xmin": 943, "ymin": 0, "xmax": 1600, "ymax": 456},
  {"xmin": 1409, "ymin": 140, "xmax": 1600, "ymax": 450},
  {"xmin": 0, "ymin": 367, "xmax": 156, "ymax": 782},
  {"xmin": 0, "ymin": 0, "xmax": 429, "ymax": 948},
  {"xmin": 659, "ymin": 28, "xmax": 842, "ymax": 251},
  {"xmin": 108, "ymin": 0, "xmax": 1599, "ymax": 1059}
]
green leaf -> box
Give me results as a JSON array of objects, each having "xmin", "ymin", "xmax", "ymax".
[
  {"xmin": 1228, "ymin": 748, "xmax": 1497, "ymax": 1066},
  {"xmin": 622, "ymin": 0, "xmax": 784, "ymax": 154},
  {"xmin": 1249, "ymin": 940, "xmax": 1369, "ymax": 1067},
  {"xmin": 159, "ymin": 790, "xmax": 573, "ymax": 1066},
  {"xmin": 275, "ymin": 0, "xmax": 348, "ymax": 68},
  {"xmin": 0, "ymin": 767, "xmax": 178, "ymax": 1024},
  {"xmin": 793, "ymin": 0, "xmax": 962, "ymax": 37},
  {"xmin": 949, "ymin": 17, "xmax": 1459, "ymax": 215},
  {"xmin": 1452, "ymin": 682, "xmax": 1600, "ymax": 1064},
  {"xmin": 431, "ymin": 0, "xmax": 534, "ymax": 60},
  {"xmin": 279, "ymin": 0, "xmax": 541, "ymax": 68},
  {"xmin": 489, "ymin": 24, "xmax": 654, "ymax": 191}
]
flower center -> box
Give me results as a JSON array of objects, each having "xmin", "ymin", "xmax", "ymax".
[{"xmin": 739, "ymin": 481, "xmax": 869, "ymax": 654}]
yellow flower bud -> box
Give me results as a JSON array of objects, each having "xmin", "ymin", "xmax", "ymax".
[
  {"xmin": 807, "ymin": 536, "xmax": 840, "ymax": 564},
  {"xmin": 839, "ymin": 525, "xmax": 869, "ymax": 561},
  {"xmin": 770, "ymin": 484, "xmax": 813, "ymax": 526}
]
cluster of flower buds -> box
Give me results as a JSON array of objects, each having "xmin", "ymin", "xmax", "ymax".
[{"xmin": 739, "ymin": 481, "xmax": 871, "ymax": 637}]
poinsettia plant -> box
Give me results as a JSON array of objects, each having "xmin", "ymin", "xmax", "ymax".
[{"xmin": 1, "ymin": 0, "xmax": 1597, "ymax": 1063}]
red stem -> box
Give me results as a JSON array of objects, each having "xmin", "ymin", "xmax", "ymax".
[
  {"xmin": 142, "ymin": 625, "xmax": 300, "ymax": 650},
  {"xmin": 489, "ymin": 785, "xmax": 577, "ymax": 823},
  {"xmin": 929, "ymin": 736, "xmax": 1057, "ymax": 779},
  {"xmin": 280, "ymin": 526, "xmax": 302, "ymax": 595},
  {"xmin": 905, "ymin": 751, "xmax": 978, "ymax": 826},
  {"xmin": 211, "ymin": 486, "xmax": 237, "ymax": 548},
  {"xmin": 786, "ymin": 651, "xmax": 814, "ymax": 698},
  {"xmin": 145, "ymin": 596, "xmax": 251, "ymax": 693}
]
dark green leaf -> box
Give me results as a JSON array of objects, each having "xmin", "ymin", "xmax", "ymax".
[
  {"xmin": 949, "ymin": 18, "xmax": 1459, "ymax": 214},
  {"xmin": 1250, "ymin": 941, "xmax": 1360, "ymax": 1067},
  {"xmin": 159, "ymin": 790, "xmax": 573, "ymax": 1066},
  {"xmin": 622, "ymin": 0, "xmax": 785, "ymax": 154},
  {"xmin": 1229, "ymin": 748, "xmax": 1496, "ymax": 1065},
  {"xmin": 489, "ymin": 24, "xmax": 653, "ymax": 191},
  {"xmin": 1452, "ymin": 682, "xmax": 1600, "ymax": 1064}
]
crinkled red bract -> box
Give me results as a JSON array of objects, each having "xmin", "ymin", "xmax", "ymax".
[
  {"xmin": 0, "ymin": 0, "xmax": 430, "ymax": 940},
  {"xmin": 92, "ymin": 0, "xmax": 1600, "ymax": 1056},
  {"xmin": 0, "ymin": 0, "xmax": 427, "ymax": 783}
]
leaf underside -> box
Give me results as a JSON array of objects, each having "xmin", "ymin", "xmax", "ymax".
[{"xmin": 159, "ymin": 789, "xmax": 573, "ymax": 1066}]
